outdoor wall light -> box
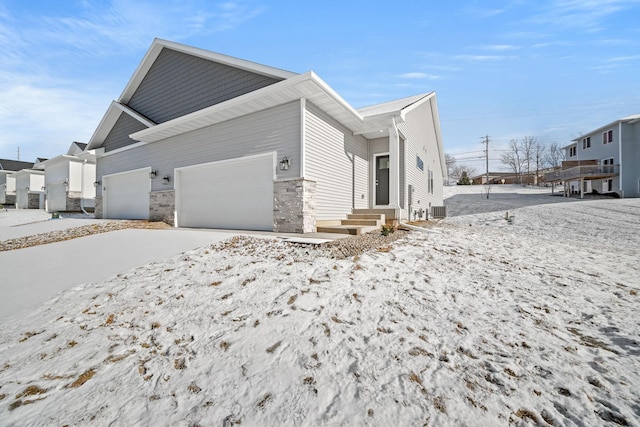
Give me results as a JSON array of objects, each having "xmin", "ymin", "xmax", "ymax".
[
  {"xmin": 149, "ymin": 170, "xmax": 158, "ymax": 179},
  {"xmin": 25, "ymin": 186, "xmax": 30, "ymax": 191},
  {"xmin": 41, "ymin": 186, "xmax": 46, "ymax": 191},
  {"xmin": 162, "ymin": 175, "xmax": 171, "ymax": 184},
  {"xmin": 279, "ymin": 156, "xmax": 290, "ymax": 171},
  {"xmin": 93, "ymin": 181, "xmax": 101, "ymax": 187},
  {"xmin": 63, "ymin": 179, "xmax": 69, "ymax": 188}
]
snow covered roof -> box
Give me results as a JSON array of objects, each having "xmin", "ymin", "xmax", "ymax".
[{"xmin": 358, "ymin": 93, "xmax": 433, "ymax": 118}]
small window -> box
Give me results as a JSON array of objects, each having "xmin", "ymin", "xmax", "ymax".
[
  {"xmin": 416, "ymin": 155, "xmax": 424, "ymax": 171},
  {"xmin": 603, "ymin": 130, "xmax": 613, "ymax": 144},
  {"xmin": 582, "ymin": 137, "xmax": 591, "ymax": 149},
  {"xmin": 569, "ymin": 146, "xmax": 577, "ymax": 157}
]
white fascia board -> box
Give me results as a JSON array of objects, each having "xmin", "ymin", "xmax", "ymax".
[
  {"xmin": 131, "ymin": 71, "xmax": 365, "ymax": 144},
  {"xmin": 118, "ymin": 38, "xmax": 298, "ymax": 103},
  {"xmin": 398, "ymin": 92, "xmax": 435, "ymax": 120},
  {"xmin": 571, "ymin": 115, "xmax": 640, "ymax": 142}
]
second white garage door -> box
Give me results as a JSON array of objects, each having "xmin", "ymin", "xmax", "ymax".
[
  {"xmin": 175, "ymin": 153, "xmax": 275, "ymax": 230},
  {"xmin": 103, "ymin": 168, "xmax": 150, "ymax": 219}
]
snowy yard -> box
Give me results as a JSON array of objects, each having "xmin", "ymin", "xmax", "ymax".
[{"xmin": 0, "ymin": 186, "xmax": 638, "ymax": 426}]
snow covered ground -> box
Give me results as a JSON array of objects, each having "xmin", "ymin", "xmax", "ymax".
[{"xmin": 0, "ymin": 186, "xmax": 638, "ymax": 426}]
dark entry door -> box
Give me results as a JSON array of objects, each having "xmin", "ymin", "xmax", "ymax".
[{"xmin": 375, "ymin": 155, "xmax": 390, "ymax": 205}]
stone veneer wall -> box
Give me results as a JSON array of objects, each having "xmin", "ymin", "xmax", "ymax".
[
  {"xmin": 94, "ymin": 196, "xmax": 102, "ymax": 218},
  {"xmin": 3, "ymin": 194, "xmax": 15, "ymax": 205},
  {"xmin": 66, "ymin": 191, "xmax": 82, "ymax": 212},
  {"xmin": 28, "ymin": 193, "xmax": 41, "ymax": 209},
  {"xmin": 273, "ymin": 178, "xmax": 316, "ymax": 233},
  {"xmin": 150, "ymin": 190, "xmax": 175, "ymax": 225}
]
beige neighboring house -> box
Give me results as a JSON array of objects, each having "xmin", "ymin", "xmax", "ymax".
[{"xmin": 87, "ymin": 39, "xmax": 447, "ymax": 234}]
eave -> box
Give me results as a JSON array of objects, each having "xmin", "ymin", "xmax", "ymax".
[{"xmin": 87, "ymin": 102, "xmax": 156, "ymax": 150}]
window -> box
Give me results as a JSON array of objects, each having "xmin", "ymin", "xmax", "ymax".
[
  {"xmin": 603, "ymin": 158, "xmax": 614, "ymax": 173},
  {"xmin": 603, "ymin": 130, "xmax": 613, "ymax": 144},
  {"xmin": 569, "ymin": 146, "xmax": 577, "ymax": 157},
  {"xmin": 582, "ymin": 137, "xmax": 591, "ymax": 149},
  {"xmin": 416, "ymin": 155, "xmax": 424, "ymax": 171}
]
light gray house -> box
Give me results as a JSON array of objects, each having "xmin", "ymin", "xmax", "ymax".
[
  {"xmin": 0, "ymin": 159, "xmax": 35, "ymax": 205},
  {"xmin": 545, "ymin": 114, "xmax": 640, "ymax": 198},
  {"xmin": 87, "ymin": 39, "xmax": 446, "ymax": 233},
  {"xmin": 40, "ymin": 142, "xmax": 96, "ymax": 213}
]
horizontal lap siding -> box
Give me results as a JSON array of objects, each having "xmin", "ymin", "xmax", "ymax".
[
  {"xmin": 97, "ymin": 101, "xmax": 301, "ymax": 197},
  {"xmin": 304, "ymin": 102, "xmax": 368, "ymax": 220},
  {"xmin": 128, "ymin": 48, "xmax": 281, "ymax": 124},
  {"xmin": 103, "ymin": 114, "xmax": 149, "ymax": 152},
  {"xmin": 396, "ymin": 99, "xmax": 444, "ymax": 217}
]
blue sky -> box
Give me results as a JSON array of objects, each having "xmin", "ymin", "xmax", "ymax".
[{"xmin": 1, "ymin": 0, "xmax": 639, "ymax": 171}]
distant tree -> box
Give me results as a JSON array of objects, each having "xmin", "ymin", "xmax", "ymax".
[
  {"xmin": 445, "ymin": 153, "xmax": 456, "ymax": 184},
  {"xmin": 533, "ymin": 141, "xmax": 547, "ymax": 185},
  {"xmin": 458, "ymin": 171, "xmax": 471, "ymax": 185},
  {"xmin": 521, "ymin": 136, "xmax": 537, "ymax": 185},
  {"xmin": 545, "ymin": 142, "xmax": 565, "ymax": 168},
  {"xmin": 450, "ymin": 164, "xmax": 477, "ymax": 184},
  {"xmin": 500, "ymin": 139, "xmax": 523, "ymax": 184}
]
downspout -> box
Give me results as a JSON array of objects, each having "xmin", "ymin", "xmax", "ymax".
[
  {"xmin": 390, "ymin": 116, "xmax": 401, "ymax": 218},
  {"xmin": 80, "ymin": 159, "xmax": 90, "ymax": 215},
  {"xmin": 618, "ymin": 121, "xmax": 623, "ymax": 196}
]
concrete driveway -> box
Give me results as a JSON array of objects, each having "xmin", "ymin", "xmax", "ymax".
[{"xmin": 0, "ymin": 227, "xmax": 239, "ymax": 321}]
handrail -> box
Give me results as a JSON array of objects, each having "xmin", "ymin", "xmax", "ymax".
[{"xmin": 544, "ymin": 164, "xmax": 619, "ymax": 182}]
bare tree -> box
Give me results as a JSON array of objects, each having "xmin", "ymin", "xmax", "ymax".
[
  {"xmin": 450, "ymin": 164, "xmax": 477, "ymax": 184},
  {"xmin": 521, "ymin": 136, "xmax": 537, "ymax": 185},
  {"xmin": 445, "ymin": 153, "xmax": 456, "ymax": 185},
  {"xmin": 500, "ymin": 139, "xmax": 523, "ymax": 184},
  {"xmin": 545, "ymin": 142, "xmax": 565, "ymax": 168}
]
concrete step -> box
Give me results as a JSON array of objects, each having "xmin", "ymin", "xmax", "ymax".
[
  {"xmin": 341, "ymin": 219, "xmax": 381, "ymax": 226},
  {"xmin": 347, "ymin": 213, "xmax": 386, "ymax": 221},
  {"xmin": 316, "ymin": 225, "xmax": 379, "ymax": 235}
]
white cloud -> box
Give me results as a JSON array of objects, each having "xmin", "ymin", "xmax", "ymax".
[
  {"xmin": 398, "ymin": 72, "xmax": 441, "ymax": 80},
  {"xmin": 482, "ymin": 44, "xmax": 521, "ymax": 51}
]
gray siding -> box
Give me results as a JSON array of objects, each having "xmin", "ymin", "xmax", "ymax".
[
  {"xmin": 97, "ymin": 101, "xmax": 301, "ymax": 196},
  {"xmin": 621, "ymin": 121, "xmax": 640, "ymax": 197},
  {"xmin": 128, "ymin": 48, "xmax": 281, "ymax": 124},
  {"xmin": 396, "ymin": 99, "xmax": 444, "ymax": 219},
  {"xmin": 304, "ymin": 101, "xmax": 369, "ymax": 220},
  {"xmin": 103, "ymin": 113, "xmax": 149, "ymax": 152}
]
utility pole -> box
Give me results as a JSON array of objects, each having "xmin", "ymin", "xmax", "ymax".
[{"xmin": 481, "ymin": 135, "xmax": 490, "ymax": 184}]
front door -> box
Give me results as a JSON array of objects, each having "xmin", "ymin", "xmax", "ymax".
[{"xmin": 375, "ymin": 155, "xmax": 390, "ymax": 205}]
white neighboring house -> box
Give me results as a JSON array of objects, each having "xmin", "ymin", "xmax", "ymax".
[
  {"xmin": 14, "ymin": 161, "xmax": 46, "ymax": 209},
  {"xmin": 1, "ymin": 159, "xmax": 36, "ymax": 205},
  {"xmin": 545, "ymin": 114, "xmax": 640, "ymax": 198},
  {"xmin": 40, "ymin": 142, "xmax": 96, "ymax": 213}
]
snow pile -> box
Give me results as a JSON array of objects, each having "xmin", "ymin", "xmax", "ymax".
[{"xmin": 0, "ymin": 189, "xmax": 639, "ymax": 426}]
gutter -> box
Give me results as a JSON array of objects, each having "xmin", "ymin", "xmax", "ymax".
[{"xmin": 80, "ymin": 159, "xmax": 90, "ymax": 215}]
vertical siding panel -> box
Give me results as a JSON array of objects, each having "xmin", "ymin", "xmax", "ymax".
[
  {"xmin": 304, "ymin": 102, "xmax": 368, "ymax": 220},
  {"xmin": 97, "ymin": 102, "xmax": 301, "ymax": 196}
]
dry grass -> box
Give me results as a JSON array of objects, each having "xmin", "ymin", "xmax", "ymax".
[
  {"xmin": 68, "ymin": 369, "xmax": 96, "ymax": 388},
  {"xmin": 266, "ymin": 341, "xmax": 282, "ymax": 353}
]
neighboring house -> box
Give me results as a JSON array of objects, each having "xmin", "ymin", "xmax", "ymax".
[
  {"xmin": 14, "ymin": 163, "xmax": 45, "ymax": 209},
  {"xmin": 545, "ymin": 114, "xmax": 640, "ymax": 198},
  {"xmin": 40, "ymin": 142, "xmax": 96, "ymax": 212},
  {"xmin": 0, "ymin": 159, "xmax": 35, "ymax": 205},
  {"xmin": 87, "ymin": 39, "xmax": 446, "ymax": 233}
]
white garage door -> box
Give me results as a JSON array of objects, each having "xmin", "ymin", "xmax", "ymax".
[
  {"xmin": 103, "ymin": 168, "xmax": 150, "ymax": 219},
  {"xmin": 47, "ymin": 182, "xmax": 67, "ymax": 212},
  {"xmin": 175, "ymin": 153, "xmax": 274, "ymax": 230}
]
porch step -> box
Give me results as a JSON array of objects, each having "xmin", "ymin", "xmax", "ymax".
[
  {"xmin": 315, "ymin": 211, "xmax": 386, "ymax": 235},
  {"xmin": 316, "ymin": 225, "xmax": 379, "ymax": 236}
]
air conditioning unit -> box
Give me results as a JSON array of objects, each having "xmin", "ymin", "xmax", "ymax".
[{"xmin": 431, "ymin": 206, "xmax": 447, "ymax": 219}]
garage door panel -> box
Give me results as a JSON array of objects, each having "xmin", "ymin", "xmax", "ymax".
[
  {"xmin": 104, "ymin": 169, "xmax": 150, "ymax": 219},
  {"xmin": 48, "ymin": 183, "xmax": 67, "ymax": 212},
  {"xmin": 176, "ymin": 154, "xmax": 274, "ymax": 230}
]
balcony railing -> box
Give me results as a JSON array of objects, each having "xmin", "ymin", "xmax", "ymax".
[{"xmin": 544, "ymin": 164, "xmax": 619, "ymax": 182}]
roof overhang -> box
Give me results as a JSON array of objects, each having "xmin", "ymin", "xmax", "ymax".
[
  {"xmin": 130, "ymin": 71, "xmax": 369, "ymax": 144},
  {"xmin": 87, "ymin": 102, "xmax": 156, "ymax": 150},
  {"xmin": 39, "ymin": 154, "xmax": 95, "ymax": 168},
  {"xmin": 118, "ymin": 38, "xmax": 298, "ymax": 104},
  {"xmin": 572, "ymin": 114, "xmax": 640, "ymax": 142}
]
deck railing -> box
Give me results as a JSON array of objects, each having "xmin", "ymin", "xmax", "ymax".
[{"xmin": 544, "ymin": 164, "xmax": 619, "ymax": 182}]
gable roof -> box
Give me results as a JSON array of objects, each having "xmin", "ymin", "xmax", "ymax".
[
  {"xmin": 358, "ymin": 93, "xmax": 433, "ymax": 118},
  {"xmin": 87, "ymin": 102, "xmax": 157, "ymax": 150},
  {"xmin": 118, "ymin": 38, "xmax": 297, "ymax": 104},
  {"xmin": 0, "ymin": 159, "xmax": 34, "ymax": 171}
]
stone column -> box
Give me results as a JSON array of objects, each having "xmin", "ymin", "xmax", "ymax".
[
  {"xmin": 273, "ymin": 178, "xmax": 316, "ymax": 233},
  {"xmin": 94, "ymin": 196, "xmax": 103, "ymax": 218},
  {"xmin": 149, "ymin": 190, "xmax": 175, "ymax": 225}
]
